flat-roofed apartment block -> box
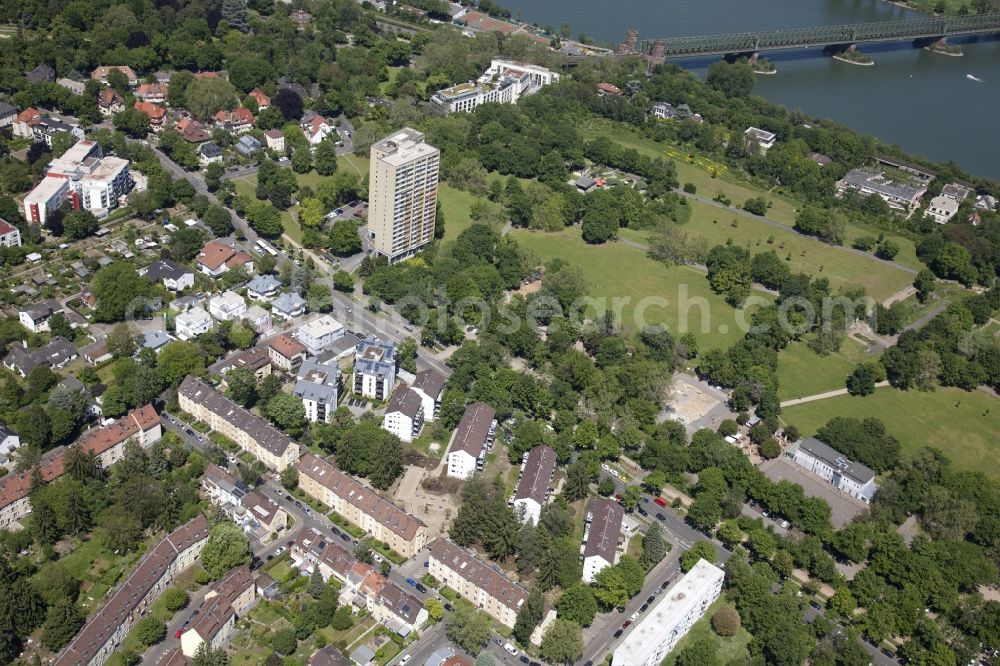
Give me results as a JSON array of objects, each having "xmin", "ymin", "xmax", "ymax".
[
  {"xmin": 582, "ymin": 498, "xmax": 625, "ymax": 583},
  {"xmin": 427, "ymin": 538, "xmax": 527, "ymax": 628},
  {"xmin": 180, "ymin": 565, "xmax": 256, "ymax": 657},
  {"xmin": 178, "ymin": 376, "xmax": 300, "ymax": 471},
  {"xmin": 0, "ymin": 404, "xmax": 160, "ymax": 530},
  {"xmin": 294, "ymin": 359, "xmax": 341, "ymax": 423},
  {"xmin": 512, "ymin": 445, "xmax": 556, "ymax": 525},
  {"xmin": 296, "ymin": 452, "xmax": 427, "ymax": 557},
  {"xmin": 353, "ymin": 337, "xmax": 396, "ymax": 400},
  {"xmin": 612, "ymin": 559, "xmax": 725, "ymax": 666},
  {"xmin": 369, "ymin": 128, "xmax": 439, "ymax": 262},
  {"xmin": 446, "ymin": 402, "xmax": 496, "ymax": 480},
  {"xmin": 54, "ymin": 515, "xmax": 211, "ymax": 666}
]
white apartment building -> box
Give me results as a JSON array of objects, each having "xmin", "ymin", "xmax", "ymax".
[
  {"xmin": 787, "ymin": 437, "xmax": 879, "ymax": 503},
  {"xmin": 23, "ymin": 141, "xmax": 133, "ymax": 224},
  {"xmin": 0, "ymin": 219, "xmax": 21, "ymax": 247},
  {"xmin": 294, "ymin": 359, "xmax": 340, "ymax": 423},
  {"xmin": 19, "ymin": 299, "xmax": 63, "ymax": 333},
  {"xmin": 446, "ymin": 402, "xmax": 496, "ymax": 480},
  {"xmin": 174, "ymin": 306, "xmax": 213, "ymax": 340},
  {"xmin": 613, "ymin": 559, "xmax": 724, "ymax": 666},
  {"xmin": 410, "ymin": 369, "xmax": 445, "ymax": 422},
  {"xmin": 368, "ymin": 128, "xmax": 439, "ymax": 262},
  {"xmin": 926, "ymin": 194, "xmax": 960, "ymax": 224},
  {"xmin": 511, "ymin": 445, "xmax": 556, "ymax": 526},
  {"xmin": 582, "ymin": 499, "xmax": 625, "ymax": 583},
  {"xmin": 431, "ymin": 59, "xmax": 559, "ymax": 113},
  {"xmin": 297, "ymin": 314, "xmax": 345, "ymax": 355},
  {"xmin": 428, "ymin": 538, "xmax": 527, "ymax": 628},
  {"xmin": 744, "ymin": 126, "xmax": 776, "ymax": 154},
  {"xmin": 382, "ymin": 385, "xmax": 423, "ymax": 443},
  {"xmin": 209, "ymin": 290, "xmax": 247, "ymax": 321},
  {"xmin": 353, "ymin": 337, "xmax": 397, "ymax": 400}
]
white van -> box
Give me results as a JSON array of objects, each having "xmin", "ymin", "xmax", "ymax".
[{"xmin": 503, "ymin": 643, "xmax": 518, "ymax": 656}]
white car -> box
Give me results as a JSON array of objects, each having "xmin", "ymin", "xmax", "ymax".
[
  {"xmin": 503, "ymin": 643, "xmax": 518, "ymax": 656},
  {"xmin": 398, "ymin": 656, "xmax": 411, "ymax": 665},
  {"xmin": 630, "ymin": 611, "xmax": 640, "ymax": 622}
]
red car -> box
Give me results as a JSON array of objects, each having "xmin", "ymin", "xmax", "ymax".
[
  {"xmin": 175, "ymin": 629, "xmax": 183, "ymax": 639},
  {"xmin": 614, "ymin": 494, "xmax": 622, "ymax": 503},
  {"xmin": 654, "ymin": 497, "xmax": 668, "ymax": 507}
]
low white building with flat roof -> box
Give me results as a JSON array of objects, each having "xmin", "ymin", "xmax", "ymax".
[
  {"xmin": 612, "ymin": 559, "xmax": 725, "ymax": 666},
  {"xmin": 175, "ymin": 306, "xmax": 212, "ymax": 340},
  {"xmin": 296, "ymin": 315, "xmax": 344, "ymax": 355}
]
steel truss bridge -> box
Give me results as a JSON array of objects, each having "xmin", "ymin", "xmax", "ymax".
[{"xmin": 638, "ymin": 13, "xmax": 1000, "ymax": 58}]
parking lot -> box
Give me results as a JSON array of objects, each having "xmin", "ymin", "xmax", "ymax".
[{"xmin": 760, "ymin": 458, "xmax": 867, "ymax": 527}]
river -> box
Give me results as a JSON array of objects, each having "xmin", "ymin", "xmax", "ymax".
[{"xmin": 500, "ymin": 0, "xmax": 1000, "ymax": 180}]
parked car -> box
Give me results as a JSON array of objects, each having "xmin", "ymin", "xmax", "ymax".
[
  {"xmin": 637, "ymin": 507, "xmax": 648, "ymax": 517},
  {"xmin": 630, "ymin": 611, "xmax": 640, "ymax": 622},
  {"xmin": 654, "ymin": 497, "xmax": 668, "ymax": 507},
  {"xmin": 622, "ymin": 620, "xmax": 632, "ymax": 630},
  {"xmin": 398, "ymin": 656, "xmax": 410, "ymax": 665},
  {"xmin": 405, "ymin": 577, "xmax": 417, "ymax": 587},
  {"xmin": 175, "ymin": 629, "xmax": 183, "ymax": 639},
  {"xmin": 504, "ymin": 643, "xmax": 518, "ymax": 656},
  {"xmin": 613, "ymin": 629, "xmax": 623, "ymax": 639},
  {"xmin": 415, "ymin": 583, "xmax": 427, "ymax": 593},
  {"xmin": 656, "ymin": 513, "xmax": 666, "ymax": 521},
  {"xmin": 493, "ymin": 636, "xmax": 503, "ymax": 646}
]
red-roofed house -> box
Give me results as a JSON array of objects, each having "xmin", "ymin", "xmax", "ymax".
[
  {"xmin": 98, "ymin": 89, "xmax": 125, "ymax": 117},
  {"xmin": 134, "ymin": 101, "xmax": 167, "ymax": 130},
  {"xmin": 214, "ymin": 107, "xmax": 254, "ymax": 134},
  {"xmin": 176, "ymin": 117, "xmax": 212, "ymax": 143},
  {"xmin": 180, "ymin": 565, "xmax": 256, "ymax": 657},
  {"xmin": 248, "ymin": 88, "xmax": 270, "ymax": 110},
  {"xmin": 196, "ymin": 240, "xmax": 254, "ymax": 277},
  {"xmin": 301, "ymin": 114, "xmax": 336, "ymax": 148},
  {"xmin": 135, "ymin": 82, "xmax": 169, "ymax": 104},
  {"xmin": 597, "ymin": 82, "xmax": 623, "ymax": 96},
  {"xmin": 91, "ymin": 65, "xmax": 139, "ymax": 86},
  {"xmin": 13, "ymin": 107, "xmax": 42, "ymax": 139}
]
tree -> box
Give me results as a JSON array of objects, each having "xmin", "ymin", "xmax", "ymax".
[
  {"xmin": 272, "ymin": 628, "xmax": 297, "ymax": 655},
  {"xmin": 157, "ymin": 341, "xmax": 206, "ymax": 386},
  {"xmin": 445, "ymin": 605, "xmax": 492, "ymax": 653},
  {"xmin": 134, "ymin": 617, "xmax": 167, "ymax": 646},
  {"xmin": 113, "ymin": 108, "xmax": 151, "ymax": 138},
  {"xmin": 675, "ymin": 638, "xmax": 719, "ymax": 666},
  {"xmin": 292, "ymin": 147, "xmax": 312, "ymax": 174},
  {"xmin": 539, "ymin": 618, "xmax": 584, "ymax": 665},
  {"xmin": 328, "ymin": 219, "xmax": 362, "ymax": 255},
  {"xmin": 556, "ymin": 585, "xmax": 598, "ymax": 627},
  {"xmin": 200, "ymin": 523, "xmax": 252, "ymax": 578},
  {"xmin": 91, "ymin": 262, "xmax": 154, "ymax": 322},
  {"xmin": 425, "ymin": 598, "xmax": 444, "ymax": 622},
  {"xmin": 759, "ymin": 439, "xmax": 780, "ymax": 459},
  {"xmin": 40, "ymin": 599, "xmax": 84, "ymax": 650},
  {"xmin": 222, "ymin": 0, "xmax": 249, "ymax": 31},
  {"xmin": 706, "ymin": 60, "xmax": 755, "ymax": 97},
  {"xmin": 641, "ymin": 523, "xmax": 667, "ymax": 567},
  {"xmin": 563, "ymin": 462, "xmax": 591, "ymax": 502},
  {"xmin": 711, "ymin": 605, "xmax": 741, "ymax": 636},
  {"xmin": 513, "ymin": 585, "xmax": 544, "ymax": 644},
  {"xmin": 315, "ymin": 139, "xmax": 338, "ymax": 176},
  {"xmin": 62, "ymin": 209, "xmax": 99, "ymax": 240},
  {"xmin": 621, "ymin": 485, "xmax": 642, "ymax": 511},
  {"xmin": 226, "ymin": 367, "xmax": 258, "ymax": 407},
  {"xmin": 474, "ymin": 653, "xmax": 496, "ymax": 666},
  {"xmin": 680, "ymin": 541, "xmax": 716, "ymax": 571},
  {"xmin": 597, "ymin": 477, "xmax": 615, "ymax": 496},
  {"xmin": 265, "ymin": 393, "xmax": 308, "ymax": 438},
  {"xmin": 846, "ymin": 360, "xmax": 887, "ymax": 396},
  {"xmin": 332, "ymin": 270, "xmax": 354, "ymax": 292},
  {"xmin": 203, "ymin": 205, "xmax": 232, "ymax": 237},
  {"xmin": 914, "ymin": 268, "xmax": 936, "ymax": 303},
  {"xmin": 246, "ymin": 201, "xmax": 283, "ymax": 238},
  {"xmin": 186, "ymin": 77, "xmax": 238, "ymax": 120},
  {"xmin": 163, "ymin": 587, "xmax": 190, "ymax": 613},
  {"xmin": 192, "ymin": 643, "xmax": 230, "ymax": 666},
  {"xmin": 308, "ymin": 569, "xmax": 325, "ymax": 599},
  {"xmin": 307, "ymin": 282, "xmax": 333, "ymax": 313},
  {"xmin": 280, "ymin": 466, "xmax": 298, "ymax": 490}
]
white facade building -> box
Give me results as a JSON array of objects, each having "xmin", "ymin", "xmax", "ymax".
[
  {"xmin": 787, "ymin": 437, "xmax": 879, "ymax": 503},
  {"xmin": 368, "ymin": 128, "xmax": 439, "ymax": 262},
  {"xmin": 582, "ymin": 499, "xmax": 624, "ymax": 583},
  {"xmin": 410, "ymin": 369, "xmax": 445, "ymax": 422},
  {"xmin": 0, "ymin": 219, "xmax": 21, "ymax": 247},
  {"xmin": 175, "ymin": 306, "xmax": 213, "ymax": 340},
  {"xmin": 352, "ymin": 338, "xmax": 397, "ymax": 400},
  {"xmin": 382, "ymin": 385, "xmax": 423, "ymax": 443},
  {"xmin": 294, "ymin": 360, "xmax": 340, "ymax": 423},
  {"xmin": 209, "ymin": 290, "xmax": 247, "ymax": 321},
  {"xmin": 431, "ymin": 59, "xmax": 559, "ymax": 113},
  {"xmin": 23, "ymin": 141, "xmax": 133, "ymax": 224},
  {"xmin": 612, "ymin": 559, "xmax": 725, "ymax": 666},
  {"xmin": 511, "ymin": 445, "xmax": 556, "ymax": 526},
  {"xmin": 296, "ymin": 314, "xmax": 345, "ymax": 355},
  {"xmin": 926, "ymin": 194, "xmax": 960, "ymax": 224},
  {"xmin": 446, "ymin": 402, "xmax": 495, "ymax": 480}
]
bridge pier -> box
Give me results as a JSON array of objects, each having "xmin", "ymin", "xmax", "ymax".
[
  {"xmin": 824, "ymin": 43, "xmax": 874, "ymax": 66},
  {"xmin": 722, "ymin": 51, "xmax": 777, "ymax": 74},
  {"xmin": 917, "ymin": 35, "xmax": 963, "ymax": 55}
]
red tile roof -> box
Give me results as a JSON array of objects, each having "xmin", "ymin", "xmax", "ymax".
[
  {"xmin": 17, "ymin": 107, "xmax": 41, "ymax": 124},
  {"xmin": 134, "ymin": 101, "xmax": 166, "ymax": 122},
  {"xmin": 267, "ymin": 334, "xmax": 307, "ymax": 360},
  {"xmin": 296, "ymin": 452, "xmax": 426, "ymax": 541},
  {"xmin": 249, "ymin": 88, "xmax": 270, "ymax": 107},
  {"xmin": 98, "ymin": 89, "xmax": 123, "ymax": 107},
  {"xmin": 197, "ymin": 240, "xmax": 241, "ymax": 270},
  {"xmin": 0, "ymin": 219, "xmax": 17, "ymax": 236}
]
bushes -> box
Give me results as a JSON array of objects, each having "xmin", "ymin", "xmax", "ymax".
[
  {"xmin": 271, "ymin": 628, "xmax": 297, "ymax": 655},
  {"xmin": 163, "ymin": 586, "xmax": 190, "ymax": 613},
  {"xmin": 134, "ymin": 617, "xmax": 167, "ymax": 647},
  {"xmin": 712, "ymin": 605, "xmax": 742, "ymax": 637}
]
